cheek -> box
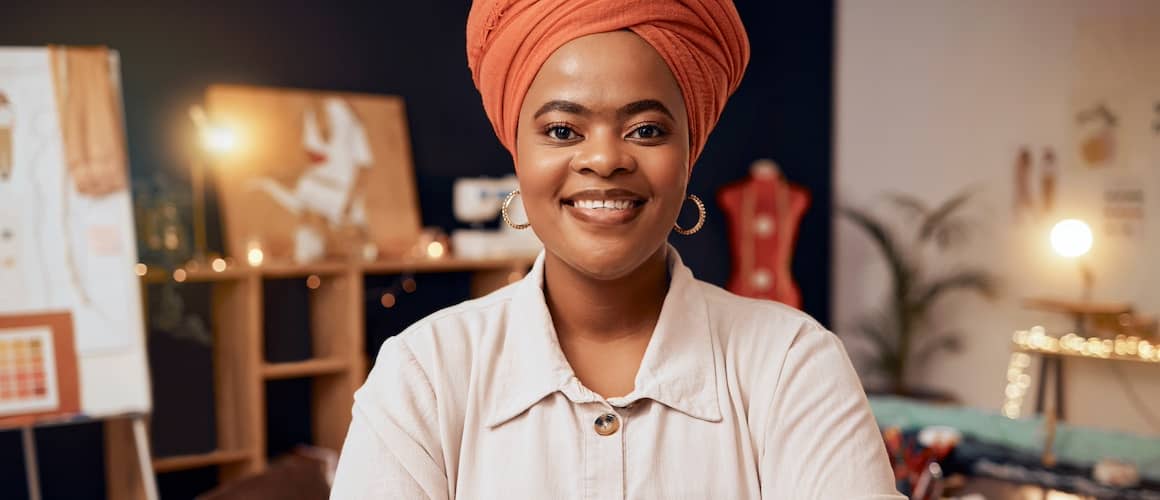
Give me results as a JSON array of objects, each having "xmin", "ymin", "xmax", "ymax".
[
  {"xmin": 513, "ymin": 143, "xmax": 571, "ymax": 212},
  {"xmin": 642, "ymin": 147, "xmax": 690, "ymax": 204}
]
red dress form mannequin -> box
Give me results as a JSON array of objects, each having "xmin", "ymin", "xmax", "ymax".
[{"xmin": 717, "ymin": 159, "xmax": 810, "ymax": 308}]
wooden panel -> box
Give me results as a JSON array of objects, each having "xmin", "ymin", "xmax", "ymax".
[
  {"xmin": 262, "ymin": 358, "xmax": 347, "ymax": 380},
  {"xmin": 105, "ymin": 416, "xmax": 146, "ymax": 500},
  {"xmin": 212, "ymin": 276, "xmax": 265, "ymax": 481},
  {"xmin": 309, "ymin": 269, "xmax": 364, "ymax": 453},
  {"xmin": 153, "ymin": 449, "xmax": 253, "ymax": 473},
  {"xmin": 206, "ymin": 85, "xmax": 422, "ymax": 262}
]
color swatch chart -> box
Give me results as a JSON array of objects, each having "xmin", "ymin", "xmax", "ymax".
[{"xmin": 0, "ymin": 326, "xmax": 59, "ymax": 417}]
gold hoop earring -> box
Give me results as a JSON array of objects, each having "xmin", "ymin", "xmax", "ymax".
[
  {"xmin": 673, "ymin": 194, "xmax": 706, "ymax": 236},
  {"xmin": 502, "ymin": 189, "xmax": 531, "ymax": 230}
]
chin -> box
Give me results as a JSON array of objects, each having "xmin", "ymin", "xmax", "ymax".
[{"xmin": 548, "ymin": 236, "xmax": 664, "ymax": 281}]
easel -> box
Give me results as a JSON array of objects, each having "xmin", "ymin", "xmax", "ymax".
[{"xmin": 16, "ymin": 414, "xmax": 158, "ymax": 500}]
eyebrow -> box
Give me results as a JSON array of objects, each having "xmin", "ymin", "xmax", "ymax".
[
  {"xmin": 532, "ymin": 99, "xmax": 675, "ymax": 121},
  {"xmin": 617, "ymin": 99, "xmax": 674, "ymax": 121},
  {"xmin": 533, "ymin": 100, "xmax": 589, "ymax": 118}
]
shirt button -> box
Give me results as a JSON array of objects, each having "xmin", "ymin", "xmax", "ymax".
[{"xmin": 594, "ymin": 413, "xmax": 620, "ymax": 436}]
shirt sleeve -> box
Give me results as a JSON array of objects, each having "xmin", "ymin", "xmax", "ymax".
[
  {"xmin": 330, "ymin": 337, "xmax": 450, "ymax": 500},
  {"xmin": 759, "ymin": 325, "xmax": 903, "ymax": 499}
]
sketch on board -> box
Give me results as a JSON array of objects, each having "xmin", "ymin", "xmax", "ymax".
[
  {"xmin": 248, "ymin": 98, "xmax": 373, "ymax": 263},
  {"xmin": 207, "ymin": 85, "xmax": 422, "ymax": 265}
]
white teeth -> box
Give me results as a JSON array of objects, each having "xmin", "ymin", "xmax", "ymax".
[{"xmin": 573, "ymin": 200, "xmax": 635, "ymax": 210}]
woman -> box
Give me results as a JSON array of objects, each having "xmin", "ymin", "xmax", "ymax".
[{"xmin": 331, "ymin": 1, "xmax": 901, "ymax": 498}]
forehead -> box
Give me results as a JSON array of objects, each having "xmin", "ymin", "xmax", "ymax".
[{"xmin": 524, "ymin": 31, "xmax": 685, "ymax": 112}]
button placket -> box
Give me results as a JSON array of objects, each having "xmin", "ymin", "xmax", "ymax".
[{"xmin": 583, "ymin": 405, "xmax": 625, "ymax": 500}]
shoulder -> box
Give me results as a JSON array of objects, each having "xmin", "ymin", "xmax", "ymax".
[
  {"xmin": 694, "ymin": 280, "xmax": 850, "ymax": 395},
  {"xmin": 696, "ymin": 279, "xmax": 830, "ymax": 349}
]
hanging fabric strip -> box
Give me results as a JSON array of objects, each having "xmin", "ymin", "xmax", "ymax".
[{"xmin": 49, "ymin": 45, "xmax": 127, "ymax": 197}]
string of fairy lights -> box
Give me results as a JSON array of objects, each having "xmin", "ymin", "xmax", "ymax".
[
  {"xmin": 135, "ymin": 257, "xmax": 422, "ymax": 311},
  {"xmin": 370, "ymin": 274, "xmax": 418, "ymax": 309},
  {"xmin": 1003, "ymin": 326, "xmax": 1160, "ymax": 420},
  {"xmin": 1013, "ymin": 326, "xmax": 1160, "ymax": 363}
]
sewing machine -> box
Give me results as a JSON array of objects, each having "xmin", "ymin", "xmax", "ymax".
[{"xmin": 451, "ymin": 175, "xmax": 541, "ymax": 260}]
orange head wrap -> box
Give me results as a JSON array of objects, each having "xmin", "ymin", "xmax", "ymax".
[{"xmin": 466, "ymin": 0, "xmax": 750, "ymax": 166}]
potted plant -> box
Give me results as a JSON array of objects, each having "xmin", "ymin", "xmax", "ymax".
[{"xmin": 841, "ymin": 189, "xmax": 999, "ymax": 399}]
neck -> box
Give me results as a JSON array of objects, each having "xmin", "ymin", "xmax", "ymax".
[{"xmin": 543, "ymin": 245, "xmax": 670, "ymax": 343}]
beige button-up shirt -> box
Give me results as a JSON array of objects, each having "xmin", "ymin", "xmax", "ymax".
[{"xmin": 331, "ymin": 248, "xmax": 902, "ymax": 499}]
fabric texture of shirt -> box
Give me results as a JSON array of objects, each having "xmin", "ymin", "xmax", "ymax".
[{"xmin": 331, "ymin": 247, "xmax": 903, "ymax": 499}]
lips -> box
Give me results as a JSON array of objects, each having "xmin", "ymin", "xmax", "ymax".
[{"xmin": 561, "ymin": 188, "xmax": 647, "ymax": 227}]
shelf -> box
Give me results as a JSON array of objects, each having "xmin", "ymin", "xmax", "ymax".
[
  {"xmin": 1011, "ymin": 329, "xmax": 1160, "ymax": 364},
  {"xmin": 141, "ymin": 256, "xmax": 536, "ymax": 284},
  {"xmin": 1021, "ymin": 297, "xmax": 1133, "ymax": 316},
  {"xmin": 153, "ymin": 449, "xmax": 253, "ymax": 473},
  {"xmin": 262, "ymin": 358, "xmax": 349, "ymax": 380},
  {"xmin": 361, "ymin": 255, "xmax": 535, "ymax": 274},
  {"xmin": 1014, "ymin": 345, "xmax": 1160, "ymax": 364},
  {"xmin": 257, "ymin": 261, "xmax": 352, "ymax": 278},
  {"xmin": 141, "ymin": 266, "xmax": 250, "ymax": 284}
]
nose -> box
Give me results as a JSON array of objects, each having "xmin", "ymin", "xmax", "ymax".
[{"xmin": 570, "ymin": 130, "xmax": 636, "ymax": 177}]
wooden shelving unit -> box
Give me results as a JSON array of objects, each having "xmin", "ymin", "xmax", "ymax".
[
  {"xmin": 152, "ymin": 449, "xmax": 254, "ymax": 474},
  {"xmin": 109, "ymin": 256, "xmax": 534, "ymax": 499}
]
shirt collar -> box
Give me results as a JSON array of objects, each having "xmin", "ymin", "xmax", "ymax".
[{"xmin": 486, "ymin": 245, "xmax": 722, "ymax": 427}]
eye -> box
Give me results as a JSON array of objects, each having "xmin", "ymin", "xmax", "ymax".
[
  {"xmin": 546, "ymin": 124, "xmax": 580, "ymax": 141},
  {"xmin": 627, "ymin": 124, "xmax": 666, "ymax": 140}
]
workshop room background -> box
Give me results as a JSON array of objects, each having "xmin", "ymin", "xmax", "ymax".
[{"xmin": 0, "ymin": 3, "xmax": 833, "ymax": 498}]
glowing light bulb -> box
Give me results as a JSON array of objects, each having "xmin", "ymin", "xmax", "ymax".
[
  {"xmin": 1050, "ymin": 219, "xmax": 1093, "ymax": 258},
  {"xmin": 202, "ymin": 125, "xmax": 237, "ymax": 155}
]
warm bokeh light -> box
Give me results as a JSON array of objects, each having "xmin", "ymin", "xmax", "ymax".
[
  {"xmin": 134, "ymin": 263, "xmax": 148, "ymax": 276},
  {"xmin": 247, "ymin": 247, "xmax": 264, "ymax": 267},
  {"xmin": 1050, "ymin": 219, "xmax": 1093, "ymax": 258},
  {"xmin": 173, "ymin": 269, "xmax": 187, "ymax": 282},
  {"xmin": 190, "ymin": 104, "xmax": 239, "ymax": 156},
  {"xmin": 381, "ymin": 293, "xmax": 396, "ymax": 308},
  {"xmin": 211, "ymin": 257, "xmax": 227, "ymax": 272},
  {"xmin": 306, "ymin": 275, "xmax": 321, "ymax": 290},
  {"xmin": 201, "ymin": 124, "xmax": 238, "ymax": 154},
  {"xmin": 426, "ymin": 241, "xmax": 445, "ymax": 259}
]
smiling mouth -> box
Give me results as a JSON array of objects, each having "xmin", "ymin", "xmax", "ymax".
[
  {"xmin": 560, "ymin": 189, "xmax": 647, "ymax": 226},
  {"xmin": 561, "ymin": 199, "xmax": 646, "ymax": 210}
]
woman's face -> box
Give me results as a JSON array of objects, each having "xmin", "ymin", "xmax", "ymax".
[{"xmin": 516, "ymin": 31, "xmax": 690, "ymax": 280}]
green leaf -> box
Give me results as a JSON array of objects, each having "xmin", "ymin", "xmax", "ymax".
[
  {"xmin": 919, "ymin": 188, "xmax": 977, "ymax": 244},
  {"xmin": 840, "ymin": 206, "xmax": 914, "ymax": 301},
  {"xmin": 887, "ymin": 193, "xmax": 929, "ymax": 221},
  {"xmin": 851, "ymin": 311, "xmax": 905, "ymax": 380},
  {"xmin": 913, "ymin": 332, "xmax": 963, "ymax": 367},
  {"xmin": 912, "ymin": 269, "xmax": 999, "ymax": 314}
]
